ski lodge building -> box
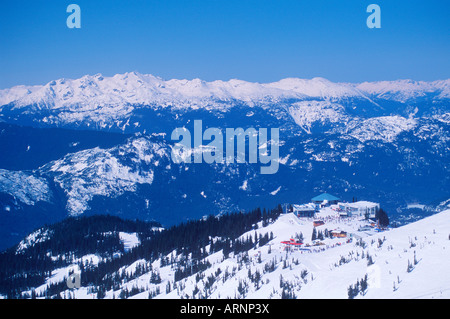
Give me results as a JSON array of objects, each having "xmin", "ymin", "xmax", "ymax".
[
  {"xmin": 331, "ymin": 230, "xmax": 347, "ymax": 238},
  {"xmin": 292, "ymin": 203, "xmax": 316, "ymax": 217},
  {"xmin": 338, "ymin": 201, "xmax": 380, "ymax": 218},
  {"xmin": 311, "ymin": 193, "xmax": 340, "ymax": 207},
  {"xmin": 291, "ymin": 192, "xmax": 380, "ymax": 220}
]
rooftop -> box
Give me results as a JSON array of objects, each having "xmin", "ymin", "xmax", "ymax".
[
  {"xmin": 293, "ymin": 203, "xmax": 316, "ymax": 211},
  {"xmin": 340, "ymin": 201, "xmax": 379, "ymax": 208},
  {"xmin": 311, "ymin": 193, "xmax": 340, "ymax": 202}
]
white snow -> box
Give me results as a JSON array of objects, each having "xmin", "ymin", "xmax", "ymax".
[
  {"xmin": 268, "ymin": 77, "xmax": 366, "ymax": 100},
  {"xmin": 406, "ymin": 204, "xmax": 426, "ymax": 210},
  {"xmin": 270, "ymin": 186, "xmax": 281, "ymax": 195},
  {"xmin": 348, "ymin": 116, "xmax": 418, "ymax": 143},
  {"xmin": 356, "ymin": 79, "xmax": 450, "ymax": 102},
  {"xmin": 0, "ymin": 169, "xmax": 51, "ymax": 206},
  {"xmin": 1, "ymin": 73, "xmax": 447, "ymax": 130},
  {"xmin": 16, "ymin": 228, "xmax": 52, "ymax": 253},
  {"xmin": 26, "ymin": 208, "xmax": 450, "ymax": 299},
  {"xmin": 40, "ymin": 137, "xmax": 168, "ymax": 216},
  {"xmin": 288, "ymin": 100, "xmax": 348, "ymax": 134},
  {"xmin": 119, "ymin": 232, "xmax": 140, "ymax": 252},
  {"xmin": 0, "ymin": 85, "xmax": 42, "ymax": 107},
  {"xmin": 239, "ymin": 179, "xmax": 248, "ymax": 191}
]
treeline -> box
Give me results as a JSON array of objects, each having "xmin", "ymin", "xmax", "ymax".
[
  {"xmin": 81, "ymin": 205, "xmax": 282, "ymax": 291},
  {"xmin": 139, "ymin": 206, "xmax": 281, "ymax": 256},
  {"xmin": 0, "ymin": 205, "xmax": 283, "ymax": 298},
  {"xmin": 0, "ymin": 215, "xmax": 161, "ymax": 298}
]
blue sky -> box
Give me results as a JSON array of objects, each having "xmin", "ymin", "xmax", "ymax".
[{"xmin": 0, "ymin": 0, "xmax": 449, "ymax": 88}]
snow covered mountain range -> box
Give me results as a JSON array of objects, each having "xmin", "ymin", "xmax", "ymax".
[
  {"xmin": 1, "ymin": 72, "xmax": 449, "ymax": 144},
  {"xmin": 1, "ymin": 72, "xmax": 449, "ymax": 110},
  {"xmin": 0, "ymin": 73, "xmax": 449, "ymax": 251},
  {"xmin": 0, "ymin": 72, "xmax": 449, "ymax": 133}
]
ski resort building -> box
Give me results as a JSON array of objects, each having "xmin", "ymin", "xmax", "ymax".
[
  {"xmin": 311, "ymin": 193, "xmax": 340, "ymax": 207},
  {"xmin": 331, "ymin": 230, "xmax": 347, "ymax": 238},
  {"xmin": 313, "ymin": 220, "xmax": 325, "ymax": 227},
  {"xmin": 292, "ymin": 203, "xmax": 316, "ymax": 217},
  {"xmin": 338, "ymin": 201, "xmax": 380, "ymax": 218},
  {"xmin": 280, "ymin": 238, "xmax": 303, "ymax": 246}
]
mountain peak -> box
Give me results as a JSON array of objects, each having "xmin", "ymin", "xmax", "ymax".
[{"xmin": 0, "ymin": 73, "xmax": 448, "ymax": 119}]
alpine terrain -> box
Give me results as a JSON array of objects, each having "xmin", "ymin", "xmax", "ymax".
[
  {"xmin": 1, "ymin": 205, "xmax": 449, "ymax": 299},
  {"xmin": 0, "ymin": 72, "xmax": 449, "ymax": 251}
]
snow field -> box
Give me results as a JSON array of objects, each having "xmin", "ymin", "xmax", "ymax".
[{"xmin": 24, "ymin": 209, "xmax": 450, "ymax": 299}]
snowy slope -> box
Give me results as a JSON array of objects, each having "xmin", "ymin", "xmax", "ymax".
[
  {"xmin": 0, "ymin": 169, "xmax": 52, "ymax": 206},
  {"xmin": 356, "ymin": 79, "xmax": 450, "ymax": 102},
  {"xmin": 22, "ymin": 208, "xmax": 449, "ymax": 299},
  {"xmin": 0, "ymin": 85, "xmax": 43, "ymax": 107},
  {"xmin": 144, "ymin": 210, "xmax": 450, "ymax": 299},
  {"xmin": 347, "ymin": 116, "xmax": 418, "ymax": 143},
  {"xmin": 288, "ymin": 100, "xmax": 349, "ymax": 134},
  {"xmin": 267, "ymin": 77, "xmax": 366, "ymax": 100},
  {"xmin": 39, "ymin": 137, "xmax": 170, "ymax": 216}
]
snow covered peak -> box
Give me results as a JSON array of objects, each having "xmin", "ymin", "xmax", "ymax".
[
  {"xmin": 266, "ymin": 77, "xmax": 365, "ymax": 99},
  {"xmin": 432, "ymin": 79, "xmax": 450, "ymax": 99},
  {"xmin": 1, "ymin": 73, "xmax": 448, "ymax": 135},
  {"xmin": 356, "ymin": 79, "xmax": 450, "ymax": 102},
  {"xmin": 1, "ymin": 73, "xmax": 448, "ymax": 113},
  {"xmin": 0, "ymin": 85, "xmax": 43, "ymax": 107}
]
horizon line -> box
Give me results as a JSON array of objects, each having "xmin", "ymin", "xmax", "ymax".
[{"xmin": 1, "ymin": 71, "xmax": 449, "ymax": 90}]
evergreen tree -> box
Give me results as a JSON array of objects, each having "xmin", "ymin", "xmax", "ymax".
[
  {"xmin": 281, "ymin": 288, "xmax": 296, "ymax": 299},
  {"xmin": 348, "ymin": 285, "xmax": 356, "ymax": 299},
  {"xmin": 360, "ymin": 274, "xmax": 368, "ymax": 295},
  {"xmin": 317, "ymin": 230, "xmax": 324, "ymax": 241},
  {"xmin": 311, "ymin": 228, "xmax": 317, "ymax": 241},
  {"xmin": 96, "ymin": 286, "xmax": 106, "ymax": 299},
  {"xmin": 407, "ymin": 259, "xmax": 414, "ymax": 273},
  {"xmin": 254, "ymin": 270, "xmax": 262, "ymax": 289},
  {"xmin": 376, "ymin": 208, "xmax": 389, "ymax": 227},
  {"xmin": 367, "ymin": 254, "xmax": 374, "ymax": 266},
  {"xmin": 237, "ymin": 280, "xmax": 247, "ymax": 298}
]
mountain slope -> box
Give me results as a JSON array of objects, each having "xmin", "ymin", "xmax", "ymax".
[
  {"xmin": 0, "ymin": 73, "xmax": 449, "ymax": 251},
  {"xmin": 2, "ymin": 207, "xmax": 449, "ymax": 299}
]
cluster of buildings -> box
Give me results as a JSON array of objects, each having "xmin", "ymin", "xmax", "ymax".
[
  {"xmin": 281, "ymin": 193, "xmax": 382, "ymax": 249},
  {"xmin": 292, "ymin": 193, "xmax": 380, "ymax": 220}
]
